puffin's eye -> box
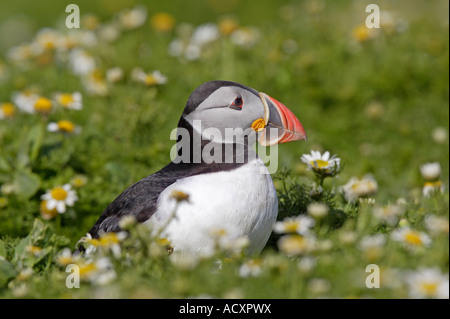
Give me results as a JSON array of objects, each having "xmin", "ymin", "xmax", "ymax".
[{"xmin": 230, "ymin": 96, "xmax": 243, "ymax": 110}]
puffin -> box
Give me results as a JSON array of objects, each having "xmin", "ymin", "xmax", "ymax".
[{"xmin": 88, "ymin": 81, "xmax": 306, "ymax": 256}]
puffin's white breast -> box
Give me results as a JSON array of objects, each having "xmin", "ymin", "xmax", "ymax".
[{"xmin": 145, "ymin": 157, "xmax": 278, "ymax": 256}]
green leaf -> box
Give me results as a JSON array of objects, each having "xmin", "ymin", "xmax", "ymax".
[
  {"xmin": 13, "ymin": 169, "xmax": 41, "ymax": 199},
  {"xmin": 0, "ymin": 156, "xmax": 11, "ymax": 172},
  {"xmin": 0, "ymin": 259, "xmax": 16, "ymax": 288},
  {"xmin": 0, "ymin": 240, "xmax": 7, "ymax": 258},
  {"xmin": 16, "ymin": 122, "xmax": 45, "ymax": 169},
  {"xmin": 29, "ymin": 122, "xmax": 45, "ymax": 163}
]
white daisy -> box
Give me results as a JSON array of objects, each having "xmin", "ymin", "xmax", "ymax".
[
  {"xmin": 11, "ymin": 90, "xmax": 39, "ymax": 114},
  {"xmin": 0, "ymin": 102, "xmax": 15, "ymax": 119},
  {"xmin": 230, "ymin": 27, "xmax": 260, "ymax": 47},
  {"xmin": 405, "ymin": 268, "xmax": 449, "ymax": 299},
  {"xmin": 373, "ymin": 204, "xmax": 405, "ymax": 226},
  {"xmin": 422, "ymin": 181, "xmax": 445, "ymax": 197},
  {"xmin": 47, "ymin": 120, "xmax": 80, "ymax": 134},
  {"xmin": 391, "ymin": 227, "xmax": 431, "ymax": 249},
  {"xmin": 106, "ymin": 67, "xmax": 124, "ymax": 83},
  {"xmin": 420, "ymin": 162, "xmax": 441, "ymax": 181},
  {"xmin": 431, "ymin": 127, "xmax": 447, "ymax": 144},
  {"xmin": 297, "ymin": 256, "xmax": 317, "ymax": 273},
  {"xmin": 6, "ymin": 43, "xmax": 39, "ymax": 63},
  {"xmin": 238, "ymin": 259, "xmax": 263, "ymax": 278},
  {"xmin": 77, "ymin": 257, "xmax": 116, "ymax": 285},
  {"xmin": 185, "ymin": 43, "xmax": 202, "ymax": 60},
  {"xmin": 86, "ymin": 231, "xmax": 127, "ymax": 259},
  {"xmin": 118, "ymin": 6, "xmax": 147, "ymax": 30},
  {"xmin": 168, "ymin": 38, "xmax": 185, "ymax": 57},
  {"xmin": 341, "ymin": 175, "xmax": 378, "ymax": 203},
  {"xmin": 56, "ymin": 248, "xmax": 78, "ymax": 266},
  {"xmin": 191, "ymin": 23, "xmax": 219, "ymax": 47},
  {"xmin": 273, "ymin": 215, "xmax": 315, "ymax": 235},
  {"xmin": 277, "ymin": 234, "xmax": 316, "ymax": 256},
  {"xmin": 307, "ymin": 202, "xmax": 329, "ymax": 219},
  {"xmin": 32, "ymin": 28, "xmax": 63, "ymax": 51},
  {"xmin": 131, "ymin": 67, "xmax": 167, "ymax": 86},
  {"xmin": 41, "ymin": 184, "xmax": 78, "ymax": 214},
  {"xmin": 82, "ymin": 71, "xmax": 109, "ymax": 96},
  {"xmin": 118, "ymin": 215, "xmax": 137, "ymax": 230},
  {"xmin": 97, "ymin": 23, "xmax": 122, "ymax": 43},
  {"xmin": 168, "ymin": 38, "xmax": 203, "ymax": 61},
  {"xmin": 307, "ymin": 278, "xmax": 331, "ymax": 295},
  {"xmin": 424, "ymin": 214, "xmax": 449, "ymax": 235},
  {"xmin": 358, "ymin": 234, "xmax": 386, "ymax": 260},
  {"xmin": 54, "ymin": 92, "xmax": 82, "ymax": 110},
  {"xmin": 301, "ymin": 150, "xmax": 341, "ymax": 177},
  {"xmin": 359, "ymin": 234, "xmax": 386, "ymax": 250},
  {"xmin": 69, "ymin": 49, "xmax": 96, "ymax": 76},
  {"xmin": 33, "ymin": 96, "xmax": 53, "ymax": 114}
]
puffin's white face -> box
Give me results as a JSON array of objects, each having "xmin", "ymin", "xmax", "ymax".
[
  {"xmin": 185, "ymin": 85, "xmax": 263, "ymax": 143},
  {"xmin": 182, "ymin": 81, "xmax": 306, "ymax": 146}
]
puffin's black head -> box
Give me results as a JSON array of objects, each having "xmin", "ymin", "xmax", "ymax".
[{"xmin": 179, "ymin": 80, "xmax": 306, "ymax": 146}]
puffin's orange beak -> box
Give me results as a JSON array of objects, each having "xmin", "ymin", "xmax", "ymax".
[{"xmin": 257, "ymin": 92, "xmax": 307, "ymax": 146}]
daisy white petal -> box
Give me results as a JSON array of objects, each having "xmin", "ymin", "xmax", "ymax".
[
  {"xmin": 41, "ymin": 184, "xmax": 78, "ymax": 215},
  {"xmin": 47, "ymin": 122, "xmax": 59, "ymax": 132},
  {"xmin": 56, "ymin": 201, "xmax": 66, "ymax": 213},
  {"xmin": 46, "ymin": 199, "xmax": 57, "ymax": 210}
]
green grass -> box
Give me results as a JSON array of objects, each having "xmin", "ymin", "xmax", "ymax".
[{"xmin": 0, "ymin": 0, "xmax": 448, "ymax": 299}]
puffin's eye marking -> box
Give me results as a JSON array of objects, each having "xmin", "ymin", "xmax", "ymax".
[{"xmin": 230, "ymin": 96, "xmax": 243, "ymax": 110}]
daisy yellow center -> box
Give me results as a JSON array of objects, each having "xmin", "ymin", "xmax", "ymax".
[
  {"xmin": 211, "ymin": 228, "xmax": 227, "ymax": 237},
  {"xmin": 34, "ymin": 97, "xmax": 52, "ymax": 113},
  {"xmin": 156, "ymin": 237, "xmax": 171, "ymax": 246},
  {"xmin": 247, "ymin": 259, "xmax": 262, "ymax": 268},
  {"xmin": 98, "ymin": 233, "xmax": 120, "ymax": 246},
  {"xmin": 83, "ymin": 15, "xmax": 100, "ymax": 30},
  {"xmin": 57, "ymin": 255, "xmax": 74, "ymax": 266},
  {"xmin": 26, "ymin": 245, "xmax": 42, "ymax": 255},
  {"xmin": 87, "ymin": 238, "xmax": 100, "ymax": 246},
  {"xmin": 311, "ymin": 159, "xmax": 329, "ymax": 169},
  {"xmin": 40, "ymin": 200, "xmax": 58, "ymax": 220},
  {"xmin": 284, "ymin": 220, "xmax": 300, "ymax": 233},
  {"xmin": 51, "ymin": 187, "xmax": 68, "ymax": 200},
  {"xmin": 144, "ymin": 75, "xmax": 158, "ymax": 86},
  {"xmin": 278, "ymin": 234, "xmax": 310, "ymax": 255},
  {"xmin": 171, "ymin": 190, "xmax": 190, "ymax": 202},
  {"xmin": 57, "ymin": 120, "xmax": 75, "ymax": 133},
  {"xmin": 219, "ymin": 18, "xmax": 238, "ymax": 35},
  {"xmin": 404, "ymin": 231, "xmax": 423, "ymax": 246},
  {"xmin": 420, "ymin": 282, "xmax": 438, "ymax": 295},
  {"xmin": 71, "ymin": 176, "xmax": 87, "ymax": 188},
  {"xmin": 43, "ymin": 39, "xmax": 55, "ymax": 49},
  {"xmin": 424, "ymin": 181, "xmax": 442, "ymax": 188},
  {"xmin": 79, "ymin": 263, "xmax": 97, "ymax": 277},
  {"xmin": 59, "ymin": 94, "xmax": 75, "ymax": 106},
  {"xmin": 151, "ymin": 13, "xmax": 176, "ymax": 32},
  {"xmin": 352, "ymin": 25, "xmax": 372, "ymax": 42},
  {"xmin": 89, "ymin": 70, "xmax": 105, "ymax": 83},
  {"xmin": 1, "ymin": 103, "xmax": 15, "ymax": 117}
]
